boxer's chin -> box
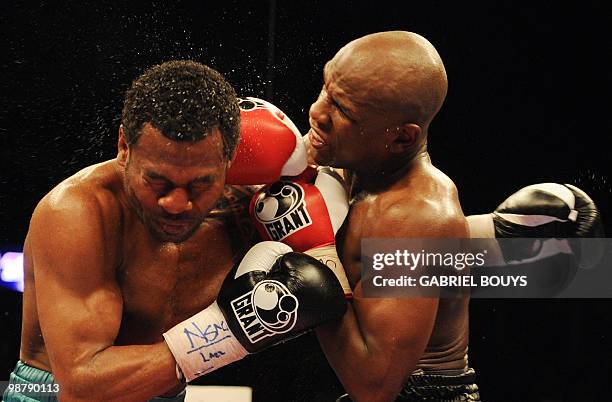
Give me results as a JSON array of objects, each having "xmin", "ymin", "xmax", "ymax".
[{"xmin": 310, "ymin": 146, "xmax": 335, "ymax": 167}]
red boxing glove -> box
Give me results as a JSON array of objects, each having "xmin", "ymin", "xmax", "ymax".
[
  {"xmin": 226, "ymin": 97, "xmax": 308, "ymax": 185},
  {"xmin": 249, "ymin": 167, "xmax": 353, "ymax": 297}
]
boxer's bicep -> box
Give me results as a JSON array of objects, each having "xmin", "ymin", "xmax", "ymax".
[
  {"xmin": 331, "ymin": 203, "xmax": 465, "ymax": 398},
  {"xmin": 29, "ymin": 194, "xmax": 122, "ymax": 383},
  {"xmin": 337, "ymin": 284, "xmax": 436, "ymax": 392},
  {"xmin": 352, "ymin": 201, "xmax": 466, "ymax": 359},
  {"xmin": 353, "ymin": 284, "xmax": 439, "ymax": 366}
]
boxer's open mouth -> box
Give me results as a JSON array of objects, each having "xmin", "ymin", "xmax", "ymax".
[
  {"xmin": 308, "ymin": 128, "xmax": 328, "ymax": 149},
  {"xmin": 156, "ymin": 219, "xmax": 192, "ymax": 234}
]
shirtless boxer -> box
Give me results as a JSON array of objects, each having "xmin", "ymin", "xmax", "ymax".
[
  {"xmin": 4, "ymin": 61, "xmax": 347, "ymax": 402},
  {"xmin": 301, "ymin": 31, "xmax": 602, "ymax": 402},
  {"xmin": 306, "ymin": 31, "xmax": 477, "ymax": 402}
]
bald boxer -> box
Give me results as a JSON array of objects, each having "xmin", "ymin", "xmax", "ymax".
[
  {"xmin": 307, "ymin": 31, "xmax": 479, "ymax": 402},
  {"xmin": 306, "ymin": 31, "xmax": 605, "ymax": 402},
  {"xmin": 5, "ymin": 60, "xmax": 347, "ymax": 402}
]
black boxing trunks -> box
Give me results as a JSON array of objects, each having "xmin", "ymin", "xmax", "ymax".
[{"xmin": 336, "ymin": 368, "xmax": 480, "ymax": 402}]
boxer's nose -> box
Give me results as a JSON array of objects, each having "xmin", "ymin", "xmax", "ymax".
[
  {"xmin": 309, "ymin": 91, "xmax": 332, "ymax": 132},
  {"xmin": 158, "ymin": 187, "xmax": 193, "ymax": 214}
]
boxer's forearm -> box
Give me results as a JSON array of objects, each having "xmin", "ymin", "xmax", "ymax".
[
  {"xmin": 56, "ymin": 342, "xmax": 178, "ymax": 401},
  {"xmin": 315, "ymin": 304, "xmax": 415, "ymax": 402}
]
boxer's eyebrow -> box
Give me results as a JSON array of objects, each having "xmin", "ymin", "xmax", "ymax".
[
  {"xmin": 324, "ymin": 86, "xmax": 357, "ymax": 122},
  {"xmin": 323, "ymin": 62, "xmax": 330, "ymax": 81},
  {"xmin": 322, "ymin": 63, "xmax": 358, "ymax": 121},
  {"xmin": 144, "ymin": 171, "xmax": 170, "ymax": 182},
  {"xmin": 330, "ymin": 94, "xmax": 356, "ymax": 121},
  {"xmin": 191, "ymin": 175, "xmax": 214, "ymax": 185},
  {"xmin": 144, "ymin": 170, "xmax": 214, "ymax": 186}
]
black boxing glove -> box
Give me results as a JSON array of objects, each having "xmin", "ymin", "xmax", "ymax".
[
  {"xmin": 163, "ymin": 241, "xmax": 346, "ymax": 382},
  {"xmin": 491, "ymin": 183, "xmax": 603, "ymax": 238},
  {"xmin": 467, "ymin": 183, "xmax": 604, "ymax": 265}
]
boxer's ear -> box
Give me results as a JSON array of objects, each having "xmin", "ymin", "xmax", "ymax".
[
  {"xmin": 388, "ymin": 123, "xmax": 421, "ymax": 154},
  {"xmin": 226, "ymin": 148, "xmax": 236, "ymax": 170},
  {"xmin": 117, "ymin": 125, "xmax": 129, "ymax": 167}
]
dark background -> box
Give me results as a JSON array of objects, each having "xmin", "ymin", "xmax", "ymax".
[{"xmin": 1, "ymin": 1, "xmax": 611, "ymax": 401}]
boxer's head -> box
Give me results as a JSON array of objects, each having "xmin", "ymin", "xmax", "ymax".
[
  {"xmin": 308, "ymin": 31, "xmax": 447, "ymax": 171},
  {"xmin": 117, "ymin": 60, "xmax": 240, "ymax": 243}
]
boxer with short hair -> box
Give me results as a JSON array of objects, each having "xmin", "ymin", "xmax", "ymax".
[{"xmin": 5, "ymin": 60, "xmax": 347, "ymax": 402}]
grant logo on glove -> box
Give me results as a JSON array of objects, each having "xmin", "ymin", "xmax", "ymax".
[
  {"xmin": 249, "ymin": 169, "xmax": 354, "ymax": 297},
  {"xmin": 231, "ymin": 279, "xmax": 299, "ymax": 343},
  {"xmin": 252, "ymin": 181, "xmax": 313, "ymax": 242},
  {"xmin": 163, "ymin": 242, "xmax": 346, "ymax": 382}
]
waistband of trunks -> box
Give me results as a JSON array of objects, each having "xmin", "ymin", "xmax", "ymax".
[{"xmin": 398, "ymin": 367, "xmax": 480, "ymax": 402}]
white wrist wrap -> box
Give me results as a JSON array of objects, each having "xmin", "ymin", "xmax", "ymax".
[
  {"xmin": 305, "ymin": 245, "xmax": 353, "ymax": 298},
  {"xmin": 163, "ymin": 301, "xmax": 248, "ymax": 382}
]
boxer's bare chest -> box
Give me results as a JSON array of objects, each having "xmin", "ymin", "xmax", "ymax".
[
  {"xmin": 113, "ymin": 186, "xmax": 257, "ymax": 344},
  {"xmin": 337, "ymin": 194, "xmax": 374, "ymax": 289},
  {"xmin": 340, "ymin": 193, "xmax": 470, "ymax": 370},
  {"xmin": 115, "ymin": 219, "xmax": 237, "ymax": 344}
]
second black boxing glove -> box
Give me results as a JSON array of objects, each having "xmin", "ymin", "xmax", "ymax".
[{"xmin": 467, "ymin": 183, "xmax": 604, "ymax": 266}]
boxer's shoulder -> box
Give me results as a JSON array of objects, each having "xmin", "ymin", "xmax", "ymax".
[
  {"xmin": 412, "ymin": 162, "xmax": 463, "ymax": 218},
  {"xmin": 32, "ymin": 160, "xmax": 124, "ymax": 243},
  {"xmin": 365, "ymin": 164, "xmax": 465, "ymax": 237}
]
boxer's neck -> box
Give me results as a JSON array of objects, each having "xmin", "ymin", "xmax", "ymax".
[{"xmin": 352, "ymin": 150, "xmax": 429, "ymax": 194}]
